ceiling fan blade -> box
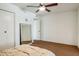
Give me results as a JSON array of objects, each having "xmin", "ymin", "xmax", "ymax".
[
  {"xmin": 39, "ymin": 3, "xmax": 43, "ymax": 6},
  {"xmin": 45, "ymin": 8, "xmax": 51, "ymax": 12},
  {"xmin": 36, "ymin": 9, "xmax": 39, "ymax": 13},
  {"xmin": 26, "ymin": 5, "xmax": 39, "ymax": 7},
  {"xmin": 45, "ymin": 3, "xmax": 58, "ymax": 7}
]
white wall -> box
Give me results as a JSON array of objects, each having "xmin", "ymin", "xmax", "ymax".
[
  {"xmin": 41, "ymin": 10, "xmax": 77, "ymax": 46},
  {"xmin": 0, "ymin": 3, "xmax": 36, "ymax": 47}
]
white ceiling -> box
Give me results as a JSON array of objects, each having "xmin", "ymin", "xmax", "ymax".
[{"xmin": 14, "ymin": 3, "xmax": 79, "ymax": 16}]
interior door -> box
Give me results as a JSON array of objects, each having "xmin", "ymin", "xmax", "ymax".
[
  {"xmin": 33, "ymin": 19, "xmax": 41, "ymax": 40},
  {"xmin": 35, "ymin": 20, "xmax": 41, "ymax": 40},
  {"xmin": 0, "ymin": 10, "xmax": 14, "ymax": 50},
  {"xmin": 21, "ymin": 24, "xmax": 31, "ymax": 42}
]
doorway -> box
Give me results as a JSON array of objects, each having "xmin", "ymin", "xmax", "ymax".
[{"xmin": 20, "ymin": 23, "xmax": 32, "ymax": 45}]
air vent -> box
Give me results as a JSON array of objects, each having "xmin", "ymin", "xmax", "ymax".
[
  {"xmin": 34, "ymin": 19, "xmax": 38, "ymax": 21},
  {"xmin": 25, "ymin": 19, "xmax": 28, "ymax": 21}
]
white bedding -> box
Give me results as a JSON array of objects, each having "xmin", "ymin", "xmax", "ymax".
[{"xmin": 0, "ymin": 44, "xmax": 55, "ymax": 56}]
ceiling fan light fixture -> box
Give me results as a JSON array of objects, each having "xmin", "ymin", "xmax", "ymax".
[{"xmin": 39, "ymin": 6, "xmax": 45, "ymax": 11}]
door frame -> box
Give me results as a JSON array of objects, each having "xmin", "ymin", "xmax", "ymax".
[{"xmin": 19, "ymin": 23, "xmax": 32, "ymax": 45}]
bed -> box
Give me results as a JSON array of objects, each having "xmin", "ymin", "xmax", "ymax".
[{"xmin": 0, "ymin": 44, "xmax": 55, "ymax": 56}]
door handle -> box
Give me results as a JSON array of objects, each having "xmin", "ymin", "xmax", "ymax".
[{"xmin": 4, "ymin": 31, "xmax": 7, "ymax": 33}]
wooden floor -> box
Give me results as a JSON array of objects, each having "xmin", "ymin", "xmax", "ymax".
[
  {"xmin": 21, "ymin": 41, "xmax": 32, "ymax": 44},
  {"xmin": 31, "ymin": 40, "xmax": 79, "ymax": 56}
]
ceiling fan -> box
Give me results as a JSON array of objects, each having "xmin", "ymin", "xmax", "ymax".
[{"xmin": 26, "ymin": 3, "xmax": 58, "ymax": 13}]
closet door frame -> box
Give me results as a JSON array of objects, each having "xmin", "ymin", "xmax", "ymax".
[
  {"xmin": 19, "ymin": 23, "xmax": 32, "ymax": 45},
  {"xmin": 0, "ymin": 9, "xmax": 15, "ymax": 48}
]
